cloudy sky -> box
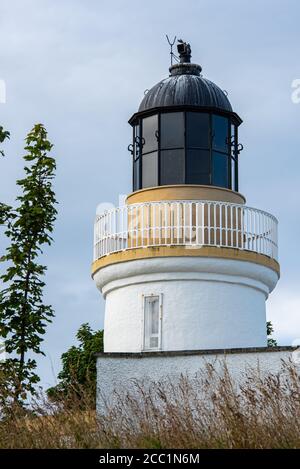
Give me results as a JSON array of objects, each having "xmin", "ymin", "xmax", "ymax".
[{"xmin": 0, "ymin": 0, "xmax": 300, "ymax": 388}]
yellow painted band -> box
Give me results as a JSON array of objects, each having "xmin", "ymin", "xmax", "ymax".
[
  {"xmin": 126, "ymin": 185, "xmax": 246, "ymax": 205},
  {"xmin": 91, "ymin": 246, "xmax": 280, "ymax": 277}
]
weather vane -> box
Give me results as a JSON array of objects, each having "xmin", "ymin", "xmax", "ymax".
[{"xmin": 166, "ymin": 35, "xmax": 177, "ymax": 66}]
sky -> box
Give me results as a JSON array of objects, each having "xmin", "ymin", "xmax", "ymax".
[{"xmin": 0, "ymin": 0, "xmax": 300, "ymax": 389}]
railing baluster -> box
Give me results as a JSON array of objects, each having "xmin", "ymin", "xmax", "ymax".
[
  {"xmin": 196, "ymin": 202, "xmax": 199, "ymax": 245},
  {"xmin": 177, "ymin": 202, "xmax": 180, "ymax": 245},
  {"xmin": 208, "ymin": 202, "xmax": 211, "ymax": 245},
  {"xmin": 213, "ymin": 203, "xmax": 216, "ymax": 245},
  {"xmin": 201, "ymin": 202, "xmax": 204, "ymax": 245},
  {"xmin": 141, "ymin": 204, "xmax": 144, "ymax": 248},
  {"xmin": 261, "ymin": 210, "xmax": 264, "ymax": 255},
  {"xmin": 165, "ymin": 202, "xmax": 168, "ymax": 245},
  {"xmin": 121, "ymin": 206, "xmax": 124, "ymax": 250},
  {"xmin": 136, "ymin": 205, "xmax": 138, "ymax": 248},
  {"xmin": 235, "ymin": 205, "xmax": 238, "ymax": 248},
  {"xmin": 170, "ymin": 203, "xmax": 174, "ymax": 245},
  {"xmin": 256, "ymin": 210, "xmax": 259, "ymax": 253},
  {"xmin": 258, "ymin": 210, "xmax": 260, "ymax": 253},
  {"xmin": 249, "ymin": 209, "xmax": 252, "ymax": 252},
  {"xmin": 225, "ymin": 204, "xmax": 228, "ymax": 247},
  {"xmin": 219, "ymin": 203, "xmax": 222, "ymax": 247},
  {"xmin": 189, "ymin": 202, "xmax": 192, "ymax": 245}
]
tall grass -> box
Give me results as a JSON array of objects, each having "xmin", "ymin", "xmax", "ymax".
[{"xmin": 0, "ymin": 360, "xmax": 299, "ymax": 448}]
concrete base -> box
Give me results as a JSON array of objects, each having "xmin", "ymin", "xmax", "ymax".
[{"xmin": 96, "ymin": 347, "xmax": 298, "ymax": 414}]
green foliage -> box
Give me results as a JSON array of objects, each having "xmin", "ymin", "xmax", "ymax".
[
  {"xmin": 0, "ymin": 126, "xmax": 10, "ymax": 157},
  {"xmin": 0, "ymin": 126, "xmax": 11, "ymax": 227},
  {"xmin": 0, "ymin": 124, "xmax": 57, "ymax": 401},
  {"xmin": 47, "ymin": 324, "xmax": 103, "ymax": 404},
  {"xmin": 0, "ymin": 202, "xmax": 12, "ymax": 227},
  {"xmin": 267, "ymin": 321, "xmax": 277, "ymax": 347}
]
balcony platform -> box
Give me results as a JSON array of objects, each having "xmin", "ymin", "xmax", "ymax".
[{"xmin": 93, "ymin": 199, "xmax": 278, "ymax": 269}]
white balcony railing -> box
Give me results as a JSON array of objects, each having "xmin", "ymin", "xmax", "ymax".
[{"xmin": 93, "ymin": 200, "xmax": 278, "ymax": 262}]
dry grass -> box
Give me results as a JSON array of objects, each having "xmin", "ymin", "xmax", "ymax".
[{"xmin": 0, "ymin": 360, "xmax": 300, "ymax": 448}]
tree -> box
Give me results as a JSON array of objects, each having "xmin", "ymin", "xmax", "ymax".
[
  {"xmin": 267, "ymin": 321, "xmax": 277, "ymax": 347},
  {"xmin": 0, "ymin": 201, "xmax": 12, "ymax": 228},
  {"xmin": 0, "ymin": 126, "xmax": 10, "ymax": 157},
  {"xmin": 0, "ymin": 124, "xmax": 57, "ymax": 402},
  {"xmin": 47, "ymin": 324, "xmax": 103, "ymax": 405},
  {"xmin": 0, "ymin": 126, "xmax": 11, "ymax": 227}
]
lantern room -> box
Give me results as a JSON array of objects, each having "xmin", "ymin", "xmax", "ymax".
[{"xmin": 128, "ymin": 41, "xmax": 243, "ymax": 193}]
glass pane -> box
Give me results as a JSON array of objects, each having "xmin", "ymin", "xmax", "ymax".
[
  {"xmin": 142, "ymin": 115, "xmax": 158, "ymax": 154},
  {"xmin": 144, "ymin": 296, "xmax": 160, "ymax": 350},
  {"xmin": 142, "ymin": 152, "xmax": 158, "ymax": 188},
  {"xmin": 231, "ymin": 157, "xmax": 235, "ymax": 191},
  {"xmin": 212, "ymin": 115, "xmax": 229, "ymax": 152},
  {"xmin": 150, "ymin": 337, "xmax": 159, "ymax": 348},
  {"xmin": 186, "ymin": 112, "xmax": 209, "ymax": 148},
  {"xmin": 160, "ymin": 112, "xmax": 184, "ymax": 149},
  {"xmin": 133, "ymin": 157, "xmax": 141, "ymax": 191},
  {"xmin": 231, "ymin": 123, "xmax": 236, "ymax": 150},
  {"xmin": 213, "ymin": 151, "xmax": 229, "ymax": 188},
  {"xmin": 160, "ymin": 149, "xmax": 185, "ymax": 185},
  {"xmin": 150, "ymin": 299, "xmax": 159, "ymax": 334},
  {"xmin": 186, "ymin": 149, "xmax": 210, "ymax": 185}
]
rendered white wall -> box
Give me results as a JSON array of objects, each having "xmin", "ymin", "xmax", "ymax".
[
  {"xmin": 96, "ymin": 348, "xmax": 298, "ymax": 414},
  {"xmin": 93, "ymin": 257, "xmax": 279, "ymax": 352}
]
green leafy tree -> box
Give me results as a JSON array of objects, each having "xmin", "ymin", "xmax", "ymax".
[
  {"xmin": 0, "ymin": 201, "xmax": 12, "ymax": 228},
  {"xmin": 47, "ymin": 324, "xmax": 103, "ymax": 404},
  {"xmin": 0, "ymin": 126, "xmax": 11, "ymax": 227},
  {"xmin": 0, "ymin": 126, "xmax": 10, "ymax": 157},
  {"xmin": 267, "ymin": 321, "xmax": 277, "ymax": 347},
  {"xmin": 0, "ymin": 124, "xmax": 57, "ymax": 402}
]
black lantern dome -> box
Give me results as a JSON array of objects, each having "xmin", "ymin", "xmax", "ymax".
[
  {"xmin": 138, "ymin": 69, "xmax": 233, "ymax": 114},
  {"xmin": 128, "ymin": 40, "xmax": 243, "ymax": 193}
]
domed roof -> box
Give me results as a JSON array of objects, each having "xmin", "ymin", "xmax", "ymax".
[
  {"xmin": 129, "ymin": 40, "xmax": 242, "ymax": 126},
  {"xmin": 138, "ymin": 71, "xmax": 232, "ymax": 113}
]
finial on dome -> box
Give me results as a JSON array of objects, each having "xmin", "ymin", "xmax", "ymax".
[
  {"xmin": 177, "ymin": 39, "xmax": 191, "ymax": 63},
  {"xmin": 169, "ymin": 39, "xmax": 202, "ymax": 77}
]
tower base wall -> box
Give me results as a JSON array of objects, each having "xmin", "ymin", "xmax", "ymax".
[
  {"xmin": 96, "ymin": 347, "xmax": 298, "ymax": 415},
  {"xmin": 93, "ymin": 256, "xmax": 279, "ymax": 352}
]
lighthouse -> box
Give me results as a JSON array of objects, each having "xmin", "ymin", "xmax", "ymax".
[{"xmin": 92, "ymin": 40, "xmax": 280, "ymax": 358}]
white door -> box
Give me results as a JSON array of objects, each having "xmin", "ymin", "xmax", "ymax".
[{"xmin": 143, "ymin": 295, "xmax": 162, "ymax": 351}]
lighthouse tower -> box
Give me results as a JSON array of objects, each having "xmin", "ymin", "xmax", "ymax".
[{"xmin": 92, "ymin": 41, "xmax": 279, "ymax": 355}]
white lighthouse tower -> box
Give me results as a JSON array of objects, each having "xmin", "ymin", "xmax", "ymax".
[{"xmin": 92, "ymin": 41, "xmax": 279, "ymax": 370}]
